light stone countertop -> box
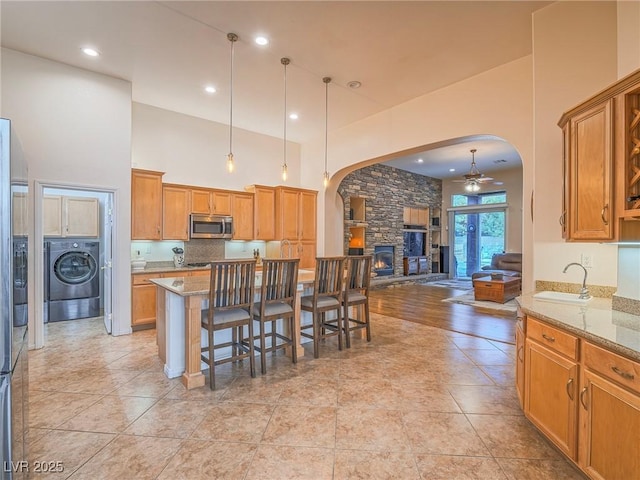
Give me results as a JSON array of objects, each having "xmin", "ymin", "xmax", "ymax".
[
  {"xmin": 517, "ymin": 293, "xmax": 640, "ymax": 361},
  {"xmin": 149, "ymin": 269, "xmax": 316, "ymax": 296}
]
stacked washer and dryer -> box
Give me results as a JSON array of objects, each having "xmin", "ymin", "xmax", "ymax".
[{"xmin": 44, "ymin": 240, "xmax": 100, "ymax": 322}]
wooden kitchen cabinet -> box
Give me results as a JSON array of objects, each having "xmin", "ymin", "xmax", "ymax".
[
  {"xmin": 132, "ymin": 169, "xmax": 164, "ymax": 240},
  {"xmin": 525, "ymin": 335, "xmax": 579, "ymax": 460},
  {"xmin": 162, "ymin": 185, "xmax": 190, "ymax": 240},
  {"xmin": 247, "ymin": 185, "xmax": 276, "ymax": 240},
  {"xmin": 558, "ymin": 67, "xmax": 640, "ymax": 241},
  {"xmin": 43, "ymin": 195, "xmax": 99, "ymax": 237},
  {"xmin": 231, "ymin": 192, "xmax": 254, "ymax": 240},
  {"xmin": 515, "ymin": 319, "xmax": 525, "ymax": 409},
  {"xmin": 403, "ymin": 207, "xmax": 429, "ymax": 227},
  {"xmin": 12, "ymin": 192, "xmax": 28, "ymax": 236},
  {"xmin": 275, "ymin": 186, "xmax": 318, "ymax": 268},
  {"xmin": 578, "ymin": 342, "xmax": 640, "ymax": 480},
  {"xmin": 132, "ymin": 273, "xmax": 164, "ymax": 328},
  {"xmin": 190, "ymin": 188, "xmax": 231, "ymax": 215}
]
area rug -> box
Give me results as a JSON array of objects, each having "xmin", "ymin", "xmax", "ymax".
[
  {"xmin": 443, "ymin": 291, "xmax": 518, "ymax": 312},
  {"xmin": 427, "ymin": 279, "xmax": 473, "ymax": 290}
]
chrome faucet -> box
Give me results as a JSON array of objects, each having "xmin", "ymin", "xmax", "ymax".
[
  {"xmin": 280, "ymin": 239, "xmax": 292, "ymax": 258},
  {"xmin": 563, "ymin": 262, "xmax": 591, "ymax": 299}
]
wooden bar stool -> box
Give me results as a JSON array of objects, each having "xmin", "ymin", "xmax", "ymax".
[
  {"xmin": 299, "ymin": 256, "xmax": 346, "ymax": 358},
  {"xmin": 343, "ymin": 255, "xmax": 373, "ymax": 347},
  {"xmin": 252, "ymin": 258, "xmax": 300, "ymax": 374},
  {"xmin": 201, "ymin": 259, "xmax": 256, "ymax": 390}
]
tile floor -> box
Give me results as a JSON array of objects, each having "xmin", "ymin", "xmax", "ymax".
[{"xmin": 28, "ymin": 314, "xmax": 587, "ymax": 479}]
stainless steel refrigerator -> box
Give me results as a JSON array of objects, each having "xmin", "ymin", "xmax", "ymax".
[{"xmin": 0, "ymin": 118, "xmax": 28, "ymax": 479}]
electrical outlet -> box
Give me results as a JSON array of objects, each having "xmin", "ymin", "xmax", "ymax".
[{"xmin": 581, "ymin": 253, "xmax": 593, "ymax": 268}]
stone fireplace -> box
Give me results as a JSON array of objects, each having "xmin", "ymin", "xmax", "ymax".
[{"xmin": 373, "ymin": 246, "xmax": 394, "ymax": 276}]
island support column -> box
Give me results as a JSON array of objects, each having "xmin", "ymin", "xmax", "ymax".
[{"xmin": 182, "ymin": 295, "xmax": 205, "ymax": 389}]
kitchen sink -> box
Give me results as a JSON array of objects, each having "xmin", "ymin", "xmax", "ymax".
[{"xmin": 533, "ymin": 291, "xmax": 592, "ymax": 305}]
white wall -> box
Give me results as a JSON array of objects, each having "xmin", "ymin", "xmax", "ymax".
[
  {"xmin": 309, "ymin": 56, "xmax": 536, "ymax": 291},
  {"xmin": 1, "ymin": 48, "xmax": 133, "ymax": 344},
  {"xmin": 442, "ymin": 166, "xmax": 523, "ymax": 254},
  {"xmin": 132, "ymin": 102, "xmax": 301, "ymax": 189},
  {"xmin": 532, "ymin": 1, "xmax": 619, "ymax": 287}
]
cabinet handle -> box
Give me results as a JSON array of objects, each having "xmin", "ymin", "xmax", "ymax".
[
  {"xmin": 558, "ymin": 212, "xmax": 565, "ymax": 226},
  {"xmin": 530, "ymin": 191, "xmax": 534, "ymax": 223},
  {"xmin": 517, "ymin": 346, "xmax": 523, "ymax": 362},
  {"xmin": 611, "ymin": 366, "xmax": 635, "ymax": 380},
  {"xmin": 542, "ymin": 333, "xmax": 555, "ymax": 343},
  {"xmin": 566, "ymin": 378, "xmax": 574, "ymax": 400},
  {"xmin": 580, "ymin": 386, "xmax": 588, "ymax": 410},
  {"xmin": 601, "ymin": 204, "xmax": 609, "ymax": 225},
  {"xmin": 157, "ymin": 226, "xmax": 160, "ymax": 234}
]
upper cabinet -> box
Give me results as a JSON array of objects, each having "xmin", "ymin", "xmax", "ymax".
[
  {"xmin": 162, "ymin": 185, "xmax": 190, "ymax": 240},
  {"xmin": 403, "ymin": 206, "xmax": 429, "ymax": 227},
  {"xmin": 131, "ymin": 169, "xmax": 164, "ymax": 240},
  {"xmin": 231, "ymin": 192, "xmax": 254, "ymax": 240},
  {"xmin": 559, "ymin": 68, "xmax": 640, "ymax": 241},
  {"xmin": 246, "ymin": 185, "xmax": 276, "ymax": 240},
  {"xmin": 275, "ymin": 186, "xmax": 318, "ymax": 268},
  {"xmin": 12, "ymin": 192, "xmax": 28, "ymax": 236},
  {"xmin": 191, "ymin": 188, "xmax": 232, "ymax": 215},
  {"xmin": 44, "ymin": 195, "xmax": 99, "ymax": 237}
]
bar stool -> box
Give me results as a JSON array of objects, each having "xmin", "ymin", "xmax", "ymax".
[
  {"xmin": 342, "ymin": 255, "xmax": 372, "ymax": 348},
  {"xmin": 252, "ymin": 258, "xmax": 300, "ymax": 374},
  {"xmin": 201, "ymin": 259, "xmax": 256, "ymax": 390},
  {"xmin": 299, "ymin": 256, "xmax": 346, "ymax": 358}
]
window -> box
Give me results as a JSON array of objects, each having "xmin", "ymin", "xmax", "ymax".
[{"xmin": 452, "ymin": 191, "xmax": 506, "ymax": 206}]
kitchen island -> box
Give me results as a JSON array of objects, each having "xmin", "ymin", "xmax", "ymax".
[{"xmin": 150, "ymin": 270, "xmax": 315, "ymax": 389}]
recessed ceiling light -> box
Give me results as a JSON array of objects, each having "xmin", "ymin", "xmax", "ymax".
[
  {"xmin": 449, "ymin": 168, "xmax": 456, "ymax": 172},
  {"xmin": 417, "ymin": 158, "xmax": 424, "ymax": 163},
  {"xmin": 204, "ymin": 85, "xmax": 216, "ymax": 94},
  {"xmin": 255, "ymin": 36, "xmax": 269, "ymax": 46},
  {"xmin": 81, "ymin": 47, "xmax": 100, "ymax": 57},
  {"xmin": 289, "ymin": 113, "xmax": 299, "ymax": 120},
  {"xmin": 347, "ymin": 80, "xmax": 362, "ymax": 89}
]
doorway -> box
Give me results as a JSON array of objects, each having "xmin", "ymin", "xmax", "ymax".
[
  {"xmin": 449, "ymin": 192, "xmax": 507, "ymax": 278},
  {"xmin": 34, "ymin": 182, "xmax": 115, "ymax": 348}
]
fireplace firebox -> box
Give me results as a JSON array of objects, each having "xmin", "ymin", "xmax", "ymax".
[{"xmin": 373, "ymin": 245, "xmax": 394, "ymax": 276}]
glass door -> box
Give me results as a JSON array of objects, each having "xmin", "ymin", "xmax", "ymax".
[{"xmin": 452, "ymin": 210, "xmax": 505, "ymax": 278}]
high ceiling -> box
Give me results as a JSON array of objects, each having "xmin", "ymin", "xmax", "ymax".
[{"xmin": 1, "ymin": 1, "xmax": 547, "ymax": 178}]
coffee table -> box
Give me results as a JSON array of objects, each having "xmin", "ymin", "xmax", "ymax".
[{"xmin": 473, "ymin": 275, "xmax": 521, "ymax": 303}]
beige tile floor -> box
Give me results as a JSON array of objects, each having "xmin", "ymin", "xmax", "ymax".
[{"xmin": 28, "ymin": 314, "xmax": 587, "ymax": 479}]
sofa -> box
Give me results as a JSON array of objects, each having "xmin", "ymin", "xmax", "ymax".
[{"xmin": 471, "ymin": 252, "xmax": 522, "ymax": 280}]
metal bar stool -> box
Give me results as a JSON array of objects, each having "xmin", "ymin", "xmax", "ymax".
[
  {"xmin": 201, "ymin": 259, "xmax": 256, "ymax": 390},
  {"xmin": 299, "ymin": 256, "xmax": 346, "ymax": 358}
]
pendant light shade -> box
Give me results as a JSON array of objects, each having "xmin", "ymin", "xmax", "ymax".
[
  {"xmin": 281, "ymin": 57, "xmax": 290, "ymax": 182},
  {"xmin": 322, "ymin": 76, "xmax": 331, "ymax": 188},
  {"xmin": 226, "ymin": 32, "xmax": 238, "ymax": 173}
]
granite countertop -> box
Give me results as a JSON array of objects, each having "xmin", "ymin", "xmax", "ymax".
[
  {"xmin": 150, "ymin": 269, "xmax": 316, "ymax": 297},
  {"xmin": 131, "ymin": 264, "xmax": 205, "ymax": 275},
  {"xmin": 517, "ymin": 293, "xmax": 640, "ymax": 361}
]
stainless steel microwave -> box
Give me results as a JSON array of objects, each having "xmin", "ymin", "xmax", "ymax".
[{"xmin": 189, "ymin": 214, "xmax": 233, "ymax": 239}]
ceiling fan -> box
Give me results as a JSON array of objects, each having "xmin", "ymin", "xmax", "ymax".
[{"xmin": 452, "ymin": 148, "xmax": 494, "ymax": 192}]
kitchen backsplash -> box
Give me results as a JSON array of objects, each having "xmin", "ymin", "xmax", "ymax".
[{"xmin": 131, "ymin": 239, "xmax": 281, "ymax": 263}]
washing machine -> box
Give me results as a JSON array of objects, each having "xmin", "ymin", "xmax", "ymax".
[{"xmin": 46, "ymin": 240, "xmax": 100, "ymax": 322}]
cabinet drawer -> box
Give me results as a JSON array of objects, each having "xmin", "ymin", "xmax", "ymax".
[
  {"xmin": 583, "ymin": 342, "xmax": 640, "ymax": 394},
  {"xmin": 188, "ymin": 269, "xmax": 210, "ymax": 277},
  {"xmin": 132, "ymin": 273, "xmax": 165, "ymax": 285},
  {"xmin": 527, "ymin": 317, "xmax": 578, "ymax": 360}
]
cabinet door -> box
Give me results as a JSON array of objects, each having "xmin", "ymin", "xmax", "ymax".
[
  {"xmin": 12, "ymin": 192, "xmax": 28, "ymax": 236},
  {"xmin": 299, "ymin": 191, "xmax": 317, "ymax": 241},
  {"xmin": 132, "ymin": 170, "xmax": 163, "ymax": 240},
  {"xmin": 297, "ymin": 240, "xmax": 316, "ymax": 269},
  {"xmin": 211, "ymin": 191, "xmax": 232, "ymax": 215},
  {"xmin": 278, "ymin": 188, "xmax": 300, "ymax": 240},
  {"xmin": 568, "ymin": 100, "xmax": 614, "ymax": 240},
  {"xmin": 561, "ymin": 125, "xmax": 569, "ymax": 239},
  {"xmin": 232, "ymin": 193, "xmax": 254, "ymax": 240},
  {"xmin": 132, "ymin": 284, "xmax": 157, "ymax": 327},
  {"xmin": 525, "ymin": 339, "xmax": 579, "ymax": 460},
  {"xmin": 403, "ymin": 207, "xmax": 412, "ymax": 225},
  {"xmin": 579, "ymin": 370, "xmax": 640, "ymax": 480},
  {"xmin": 254, "ymin": 187, "xmax": 276, "ymax": 240},
  {"xmin": 417, "ymin": 208, "xmax": 429, "ymax": 227},
  {"xmin": 162, "ymin": 186, "xmax": 190, "ymax": 240},
  {"xmin": 191, "ymin": 189, "xmax": 212, "ymax": 214},
  {"xmin": 515, "ymin": 321, "xmax": 525, "ymax": 409},
  {"xmin": 43, "ymin": 195, "xmax": 63, "ymax": 237},
  {"xmin": 65, "ymin": 197, "xmax": 99, "ymax": 237}
]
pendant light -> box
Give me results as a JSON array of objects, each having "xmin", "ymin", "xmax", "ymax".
[
  {"xmin": 322, "ymin": 76, "xmax": 331, "ymax": 188},
  {"xmin": 281, "ymin": 57, "xmax": 290, "ymax": 182},
  {"xmin": 226, "ymin": 32, "xmax": 238, "ymax": 173}
]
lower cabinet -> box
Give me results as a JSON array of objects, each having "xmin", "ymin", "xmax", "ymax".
[
  {"xmin": 525, "ymin": 338, "xmax": 578, "ymax": 460},
  {"xmin": 515, "ymin": 320, "xmax": 525, "ymax": 409},
  {"xmin": 520, "ymin": 315, "xmax": 640, "ymax": 479},
  {"xmin": 403, "ymin": 256, "xmax": 427, "ymax": 275}
]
